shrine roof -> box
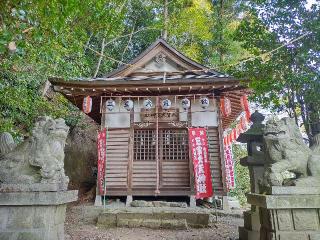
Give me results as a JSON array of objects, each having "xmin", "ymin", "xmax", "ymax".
[
  {"xmin": 104, "ymin": 38, "xmax": 223, "ymax": 78},
  {"xmin": 49, "ymin": 38, "xmax": 250, "ymax": 129}
]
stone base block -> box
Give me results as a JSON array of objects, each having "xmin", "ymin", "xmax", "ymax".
[
  {"xmin": 189, "ymin": 195, "xmax": 196, "ymax": 208},
  {"xmin": 239, "ymin": 226, "xmax": 260, "ymax": 240},
  {"xmin": 94, "ymin": 195, "xmax": 102, "ymax": 207},
  {"xmin": 222, "ymin": 196, "xmax": 230, "ymax": 211},
  {"xmin": 270, "ymin": 186, "xmax": 320, "ymax": 195},
  {"xmin": 0, "ymin": 183, "xmax": 67, "ymax": 192},
  {"xmin": 0, "ymin": 190, "xmax": 78, "ymax": 240},
  {"xmin": 247, "ymin": 193, "xmax": 320, "ymax": 240},
  {"xmin": 97, "ymin": 208, "xmax": 209, "ymax": 229},
  {"xmin": 126, "ymin": 195, "xmax": 132, "ymax": 207},
  {"xmin": 117, "ymin": 218, "xmax": 188, "ymax": 230},
  {"xmin": 243, "ymin": 209, "xmax": 260, "ymax": 231},
  {"xmin": 239, "ymin": 209, "xmax": 261, "ymax": 240}
]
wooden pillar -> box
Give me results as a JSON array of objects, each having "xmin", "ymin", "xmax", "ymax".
[
  {"xmin": 155, "ymin": 96, "xmax": 160, "ymax": 195},
  {"xmin": 159, "ymin": 125, "xmax": 163, "ymax": 189},
  {"xmin": 217, "ymin": 97, "xmax": 228, "ymax": 194},
  {"xmin": 127, "ymin": 109, "xmax": 134, "ymax": 195},
  {"xmin": 187, "ymin": 104, "xmax": 195, "ymax": 196}
]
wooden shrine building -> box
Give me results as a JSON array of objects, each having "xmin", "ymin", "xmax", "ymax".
[{"xmin": 50, "ymin": 39, "xmax": 248, "ymax": 205}]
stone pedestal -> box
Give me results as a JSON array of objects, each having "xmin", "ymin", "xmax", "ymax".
[
  {"xmin": 247, "ymin": 188, "xmax": 320, "ymax": 240},
  {"xmin": 0, "ymin": 190, "xmax": 78, "ymax": 240},
  {"xmin": 126, "ymin": 195, "xmax": 133, "ymax": 207},
  {"xmin": 239, "ymin": 208, "xmax": 260, "ymax": 240},
  {"xmin": 189, "ymin": 195, "xmax": 196, "ymax": 208}
]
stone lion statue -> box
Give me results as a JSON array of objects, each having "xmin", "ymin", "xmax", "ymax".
[
  {"xmin": 0, "ymin": 116, "xmax": 70, "ymax": 190},
  {"xmin": 262, "ymin": 117, "xmax": 320, "ymax": 188}
]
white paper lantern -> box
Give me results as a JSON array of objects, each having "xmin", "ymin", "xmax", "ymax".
[
  {"xmin": 200, "ymin": 97, "xmax": 210, "ymax": 109},
  {"xmin": 161, "ymin": 99, "xmax": 171, "ymax": 110},
  {"xmin": 123, "ymin": 99, "xmax": 134, "ymax": 111},
  {"xmin": 181, "ymin": 98, "xmax": 190, "ymax": 110},
  {"xmin": 106, "ymin": 99, "xmax": 116, "ymax": 111},
  {"xmin": 143, "ymin": 99, "xmax": 153, "ymax": 110}
]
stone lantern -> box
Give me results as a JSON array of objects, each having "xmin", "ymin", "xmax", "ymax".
[
  {"xmin": 237, "ymin": 110, "xmax": 266, "ymax": 194},
  {"xmin": 238, "ymin": 110, "xmax": 266, "ymax": 240}
]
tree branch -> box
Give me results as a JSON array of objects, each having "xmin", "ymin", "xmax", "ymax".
[
  {"xmin": 118, "ymin": 26, "xmax": 135, "ymax": 67},
  {"xmin": 93, "ymin": 38, "xmax": 106, "ymax": 78},
  {"xmin": 104, "ymin": 27, "xmax": 158, "ymax": 47}
]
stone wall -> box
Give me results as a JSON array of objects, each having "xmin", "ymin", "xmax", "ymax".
[{"xmin": 64, "ymin": 117, "xmax": 98, "ymax": 193}]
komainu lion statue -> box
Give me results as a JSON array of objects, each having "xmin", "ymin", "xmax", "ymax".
[
  {"xmin": 0, "ymin": 116, "xmax": 70, "ymax": 189},
  {"xmin": 262, "ymin": 117, "xmax": 320, "ymax": 188}
]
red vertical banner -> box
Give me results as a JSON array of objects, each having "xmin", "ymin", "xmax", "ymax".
[
  {"xmin": 224, "ymin": 144, "xmax": 235, "ymax": 191},
  {"xmin": 97, "ymin": 128, "xmax": 106, "ymax": 195},
  {"xmin": 189, "ymin": 128, "xmax": 213, "ymax": 199}
]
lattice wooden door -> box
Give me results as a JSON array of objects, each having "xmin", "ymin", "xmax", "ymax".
[
  {"xmin": 132, "ymin": 129, "xmax": 157, "ymax": 190},
  {"xmin": 132, "ymin": 128, "xmax": 190, "ymax": 193},
  {"xmin": 159, "ymin": 129, "xmax": 190, "ymax": 190}
]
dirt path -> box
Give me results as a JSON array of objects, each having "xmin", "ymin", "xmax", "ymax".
[{"xmin": 65, "ymin": 205, "xmax": 243, "ymax": 240}]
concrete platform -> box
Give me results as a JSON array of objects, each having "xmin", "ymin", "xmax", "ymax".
[{"xmin": 97, "ymin": 207, "xmax": 210, "ymax": 229}]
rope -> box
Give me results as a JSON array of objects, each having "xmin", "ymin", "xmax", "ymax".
[
  {"xmin": 85, "ymin": 32, "xmax": 310, "ymax": 75},
  {"xmin": 220, "ymin": 32, "xmax": 310, "ymax": 69}
]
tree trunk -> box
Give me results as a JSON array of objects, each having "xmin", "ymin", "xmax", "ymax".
[
  {"xmin": 218, "ymin": 0, "xmax": 224, "ymax": 64},
  {"xmin": 297, "ymin": 93, "xmax": 313, "ymax": 143},
  {"xmin": 163, "ymin": 0, "xmax": 168, "ymax": 40}
]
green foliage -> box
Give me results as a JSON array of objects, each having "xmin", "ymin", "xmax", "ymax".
[
  {"xmin": 0, "ymin": 0, "xmax": 142, "ymax": 136},
  {"xmin": 209, "ymin": 0, "xmax": 252, "ymax": 68},
  {"xmin": 0, "ymin": 0, "xmax": 250, "ymax": 137},
  {"xmin": 229, "ymin": 143, "xmax": 250, "ymax": 206},
  {"xmin": 168, "ymin": 0, "xmax": 214, "ymax": 62},
  {"xmin": 232, "ymin": 0, "xmax": 320, "ymax": 140}
]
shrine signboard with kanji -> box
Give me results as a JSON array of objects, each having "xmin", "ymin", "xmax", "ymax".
[
  {"xmin": 141, "ymin": 108, "xmax": 179, "ymax": 122},
  {"xmin": 189, "ymin": 128, "xmax": 213, "ymax": 199}
]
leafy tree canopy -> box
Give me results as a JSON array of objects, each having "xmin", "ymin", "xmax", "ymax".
[{"xmin": 232, "ymin": 0, "xmax": 320, "ymax": 141}]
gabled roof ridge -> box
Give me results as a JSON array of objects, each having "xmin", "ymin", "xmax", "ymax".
[
  {"xmin": 104, "ymin": 38, "xmax": 223, "ymax": 78},
  {"xmin": 104, "ymin": 38, "xmax": 163, "ymax": 78}
]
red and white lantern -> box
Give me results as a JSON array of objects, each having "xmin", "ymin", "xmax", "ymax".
[
  {"xmin": 82, "ymin": 96, "xmax": 92, "ymax": 114},
  {"xmin": 240, "ymin": 115, "xmax": 247, "ymax": 131},
  {"xmin": 220, "ymin": 97, "xmax": 231, "ymax": 117},
  {"xmin": 240, "ymin": 95, "xmax": 250, "ymax": 122}
]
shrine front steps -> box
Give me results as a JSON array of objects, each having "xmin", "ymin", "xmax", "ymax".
[{"xmin": 96, "ymin": 208, "xmax": 210, "ymax": 229}]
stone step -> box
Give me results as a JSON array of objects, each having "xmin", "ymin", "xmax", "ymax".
[
  {"xmin": 117, "ymin": 218, "xmax": 188, "ymax": 229},
  {"xmin": 97, "ymin": 209, "xmax": 210, "ymax": 229}
]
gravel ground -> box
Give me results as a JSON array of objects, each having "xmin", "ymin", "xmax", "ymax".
[{"xmin": 65, "ymin": 205, "xmax": 243, "ymax": 240}]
